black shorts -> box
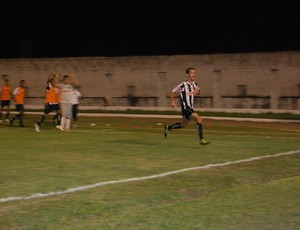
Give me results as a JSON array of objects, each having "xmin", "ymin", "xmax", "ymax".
[
  {"xmin": 1, "ymin": 100, "xmax": 10, "ymax": 108},
  {"xmin": 45, "ymin": 103, "xmax": 60, "ymax": 114},
  {"xmin": 15, "ymin": 104, "xmax": 24, "ymax": 112},
  {"xmin": 182, "ymin": 108, "xmax": 195, "ymax": 120},
  {"xmin": 72, "ymin": 104, "xmax": 78, "ymax": 119}
]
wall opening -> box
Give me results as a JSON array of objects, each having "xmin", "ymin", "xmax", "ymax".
[{"xmin": 237, "ymin": 85, "xmax": 247, "ymax": 97}]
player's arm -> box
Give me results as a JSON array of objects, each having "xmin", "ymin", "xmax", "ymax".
[
  {"xmin": 77, "ymin": 90, "xmax": 83, "ymax": 98},
  {"xmin": 170, "ymin": 83, "xmax": 182, "ymax": 107},
  {"xmin": 170, "ymin": 91, "xmax": 177, "ymax": 107},
  {"xmin": 194, "ymin": 87, "xmax": 200, "ymax": 95},
  {"xmin": 13, "ymin": 88, "xmax": 19, "ymax": 95},
  {"xmin": 193, "ymin": 83, "xmax": 200, "ymax": 95},
  {"xmin": 13, "ymin": 88, "xmax": 19, "ymax": 102}
]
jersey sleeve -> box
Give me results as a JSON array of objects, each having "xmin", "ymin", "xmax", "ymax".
[
  {"xmin": 172, "ymin": 82, "xmax": 184, "ymax": 93},
  {"xmin": 13, "ymin": 88, "xmax": 19, "ymax": 95}
]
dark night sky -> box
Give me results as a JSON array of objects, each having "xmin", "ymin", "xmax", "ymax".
[{"xmin": 1, "ymin": 1, "xmax": 299, "ymax": 58}]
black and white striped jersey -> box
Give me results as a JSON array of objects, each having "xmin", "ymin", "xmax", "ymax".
[{"xmin": 172, "ymin": 81, "xmax": 200, "ymax": 110}]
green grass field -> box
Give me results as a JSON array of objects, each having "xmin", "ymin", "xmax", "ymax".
[{"xmin": 0, "ymin": 114, "xmax": 300, "ymax": 229}]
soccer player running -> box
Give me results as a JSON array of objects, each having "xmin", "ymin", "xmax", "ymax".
[
  {"xmin": 164, "ymin": 67, "xmax": 209, "ymax": 145},
  {"xmin": 35, "ymin": 77, "xmax": 62, "ymax": 132},
  {"xmin": 0, "ymin": 79, "xmax": 12, "ymax": 123},
  {"xmin": 10, "ymin": 80, "xmax": 27, "ymax": 127}
]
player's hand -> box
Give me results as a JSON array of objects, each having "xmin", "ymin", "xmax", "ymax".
[{"xmin": 194, "ymin": 89, "xmax": 200, "ymax": 95}]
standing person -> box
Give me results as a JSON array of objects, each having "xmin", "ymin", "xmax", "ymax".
[
  {"xmin": 71, "ymin": 87, "xmax": 82, "ymax": 127},
  {"xmin": 10, "ymin": 80, "xmax": 27, "ymax": 127},
  {"xmin": 164, "ymin": 67, "xmax": 209, "ymax": 145},
  {"xmin": 34, "ymin": 78, "xmax": 62, "ymax": 132},
  {"xmin": 48, "ymin": 72, "xmax": 61, "ymax": 126},
  {"xmin": 0, "ymin": 79, "xmax": 12, "ymax": 122},
  {"xmin": 58, "ymin": 75, "xmax": 76, "ymax": 131}
]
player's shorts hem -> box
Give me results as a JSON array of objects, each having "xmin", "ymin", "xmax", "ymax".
[{"xmin": 182, "ymin": 108, "xmax": 195, "ymax": 120}]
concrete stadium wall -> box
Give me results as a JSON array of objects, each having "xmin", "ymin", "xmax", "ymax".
[{"xmin": 1, "ymin": 51, "xmax": 300, "ymax": 111}]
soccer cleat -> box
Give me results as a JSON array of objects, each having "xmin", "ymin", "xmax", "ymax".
[
  {"xmin": 56, "ymin": 125, "xmax": 64, "ymax": 131},
  {"xmin": 164, "ymin": 125, "xmax": 169, "ymax": 138},
  {"xmin": 200, "ymin": 138, "xmax": 210, "ymax": 145},
  {"xmin": 34, "ymin": 123, "xmax": 40, "ymax": 132}
]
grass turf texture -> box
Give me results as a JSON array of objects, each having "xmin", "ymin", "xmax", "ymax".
[{"xmin": 0, "ymin": 115, "xmax": 299, "ymax": 229}]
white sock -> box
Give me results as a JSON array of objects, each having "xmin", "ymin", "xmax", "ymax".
[
  {"xmin": 66, "ymin": 119, "xmax": 71, "ymax": 131},
  {"xmin": 61, "ymin": 117, "xmax": 66, "ymax": 129}
]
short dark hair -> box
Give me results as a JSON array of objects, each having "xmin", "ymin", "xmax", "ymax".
[{"xmin": 186, "ymin": 67, "xmax": 195, "ymax": 74}]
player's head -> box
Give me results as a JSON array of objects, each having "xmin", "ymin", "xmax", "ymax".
[
  {"xmin": 186, "ymin": 67, "xmax": 195, "ymax": 74},
  {"xmin": 62, "ymin": 75, "xmax": 69, "ymax": 83},
  {"xmin": 20, "ymin": 80, "xmax": 26, "ymax": 87},
  {"xmin": 186, "ymin": 67, "xmax": 196, "ymax": 81},
  {"xmin": 50, "ymin": 72, "xmax": 59, "ymax": 78},
  {"xmin": 49, "ymin": 78, "xmax": 56, "ymax": 86}
]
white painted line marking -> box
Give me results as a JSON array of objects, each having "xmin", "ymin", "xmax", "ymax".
[{"xmin": 1, "ymin": 149, "xmax": 299, "ymax": 203}]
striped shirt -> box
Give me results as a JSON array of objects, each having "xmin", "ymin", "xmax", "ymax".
[{"xmin": 172, "ymin": 81, "xmax": 200, "ymax": 110}]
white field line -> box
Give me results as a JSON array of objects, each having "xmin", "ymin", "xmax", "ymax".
[
  {"xmin": 1, "ymin": 149, "xmax": 299, "ymax": 203},
  {"xmin": 24, "ymin": 111, "xmax": 300, "ymax": 123}
]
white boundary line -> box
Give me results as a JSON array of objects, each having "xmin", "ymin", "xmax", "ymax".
[
  {"xmin": 1, "ymin": 149, "xmax": 299, "ymax": 203},
  {"xmin": 23, "ymin": 111, "xmax": 300, "ymax": 123}
]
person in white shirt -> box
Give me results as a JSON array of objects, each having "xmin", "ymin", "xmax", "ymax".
[
  {"xmin": 71, "ymin": 87, "xmax": 82, "ymax": 127},
  {"xmin": 57, "ymin": 75, "xmax": 78, "ymax": 131}
]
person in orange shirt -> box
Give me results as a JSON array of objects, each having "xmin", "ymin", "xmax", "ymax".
[
  {"xmin": 34, "ymin": 77, "xmax": 62, "ymax": 132},
  {"xmin": 51, "ymin": 78, "xmax": 62, "ymax": 126},
  {"xmin": 0, "ymin": 79, "xmax": 12, "ymax": 122},
  {"xmin": 10, "ymin": 80, "xmax": 26, "ymax": 127}
]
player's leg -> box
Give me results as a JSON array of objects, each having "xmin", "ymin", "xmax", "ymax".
[
  {"xmin": 35, "ymin": 104, "xmax": 50, "ymax": 132},
  {"xmin": 10, "ymin": 104, "xmax": 21, "ymax": 126},
  {"xmin": 58, "ymin": 103, "xmax": 67, "ymax": 131},
  {"xmin": 37, "ymin": 104, "xmax": 51, "ymax": 125},
  {"xmin": 191, "ymin": 112, "xmax": 209, "ymax": 145},
  {"xmin": 55, "ymin": 111, "xmax": 62, "ymax": 126},
  {"xmin": 65, "ymin": 103, "xmax": 73, "ymax": 131},
  {"xmin": 52, "ymin": 113, "xmax": 58, "ymax": 125},
  {"xmin": 164, "ymin": 110, "xmax": 191, "ymax": 138},
  {"xmin": 4, "ymin": 101, "xmax": 11, "ymax": 121},
  {"xmin": 0, "ymin": 101, "xmax": 4, "ymax": 122},
  {"xmin": 18, "ymin": 106, "xmax": 25, "ymax": 127},
  {"xmin": 52, "ymin": 104, "xmax": 61, "ymax": 126},
  {"xmin": 72, "ymin": 104, "xmax": 78, "ymax": 127}
]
